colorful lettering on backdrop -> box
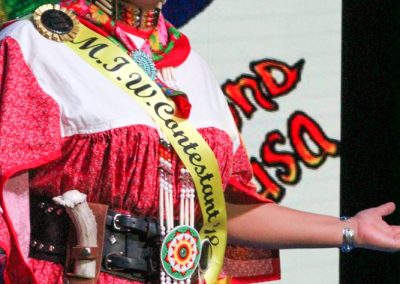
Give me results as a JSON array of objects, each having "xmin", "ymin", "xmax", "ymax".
[{"xmin": 222, "ymin": 58, "xmax": 340, "ymax": 202}]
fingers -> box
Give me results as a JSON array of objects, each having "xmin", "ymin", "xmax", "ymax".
[
  {"xmin": 390, "ymin": 225, "xmax": 400, "ymax": 234},
  {"xmin": 375, "ymin": 202, "xmax": 396, "ymax": 217}
]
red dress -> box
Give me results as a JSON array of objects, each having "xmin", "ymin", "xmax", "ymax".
[{"xmin": 0, "ymin": 17, "xmax": 280, "ymax": 284}]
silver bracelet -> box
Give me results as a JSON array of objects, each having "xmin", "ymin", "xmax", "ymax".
[{"xmin": 340, "ymin": 216, "xmax": 355, "ymax": 253}]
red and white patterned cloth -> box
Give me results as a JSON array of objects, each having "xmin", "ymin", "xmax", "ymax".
[{"xmin": 0, "ymin": 19, "xmax": 280, "ymax": 284}]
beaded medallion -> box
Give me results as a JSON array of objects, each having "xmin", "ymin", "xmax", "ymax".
[{"xmin": 160, "ymin": 225, "xmax": 202, "ymax": 281}]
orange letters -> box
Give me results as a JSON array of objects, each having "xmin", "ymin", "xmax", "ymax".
[{"xmin": 222, "ymin": 59, "xmax": 339, "ymax": 202}]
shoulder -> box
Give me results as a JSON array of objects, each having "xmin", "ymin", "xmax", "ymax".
[
  {"xmin": 0, "ymin": 19, "xmax": 37, "ymax": 42},
  {"xmin": 0, "ymin": 19, "xmax": 72, "ymax": 64},
  {"xmin": 0, "ymin": 21, "xmax": 39, "ymax": 68}
]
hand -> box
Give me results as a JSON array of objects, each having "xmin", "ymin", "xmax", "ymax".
[{"xmin": 352, "ymin": 202, "xmax": 400, "ymax": 252}]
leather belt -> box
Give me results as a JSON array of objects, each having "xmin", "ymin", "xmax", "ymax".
[
  {"xmin": 106, "ymin": 210, "xmax": 159, "ymax": 239},
  {"xmin": 102, "ymin": 210, "xmax": 160, "ymax": 281},
  {"xmin": 29, "ymin": 195, "xmax": 69, "ymax": 264},
  {"xmin": 29, "ymin": 195, "xmax": 161, "ymax": 282}
]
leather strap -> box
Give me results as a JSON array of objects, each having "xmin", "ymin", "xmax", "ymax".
[
  {"xmin": 70, "ymin": 246, "xmax": 99, "ymax": 260},
  {"xmin": 104, "ymin": 254, "xmax": 148, "ymax": 271},
  {"xmin": 106, "ymin": 212, "xmax": 147, "ymax": 233},
  {"xmin": 106, "ymin": 210, "xmax": 159, "ymax": 238}
]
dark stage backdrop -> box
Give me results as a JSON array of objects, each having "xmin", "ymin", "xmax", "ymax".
[{"xmin": 341, "ymin": 1, "xmax": 400, "ymax": 283}]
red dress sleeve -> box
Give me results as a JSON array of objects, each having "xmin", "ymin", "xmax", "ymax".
[
  {"xmin": 222, "ymin": 138, "xmax": 281, "ymax": 283},
  {"xmin": 0, "ymin": 36, "xmax": 62, "ymax": 284},
  {"xmin": 225, "ymin": 139, "xmax": 273, "ymax": 204}
]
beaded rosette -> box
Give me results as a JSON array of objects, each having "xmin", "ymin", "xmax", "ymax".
[{"xmin": 160, "ymin": 225, "xmax": 202, "ymax": 280}]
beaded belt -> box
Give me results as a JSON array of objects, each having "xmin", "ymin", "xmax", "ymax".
[{"xmin": 29, "ymin": 195, "xmax": 161, "ymax": 282}]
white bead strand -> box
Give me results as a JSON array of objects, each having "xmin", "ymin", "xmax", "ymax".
[{"xmin": 157, "ymin": 126, "xmax": 195, "ymax": 283}]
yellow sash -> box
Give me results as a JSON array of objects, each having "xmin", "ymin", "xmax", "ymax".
[{"xmin": 65, "ymin": 23, "xmax": 227, "ymax": 284}]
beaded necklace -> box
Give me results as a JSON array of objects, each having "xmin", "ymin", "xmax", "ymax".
[
  {"xmin": 121, "ymin": 3, "xmax": 161, "ymax": 29},
  {"xmin": 61, "ymin": 1, "xmax": 187, "ymax": 67},
  {"xmin": 62, "ymin": 1, "xmax": 191, "ymax": 117},
  {"xmin": 158, "ymin": 131, "xmax": 197, "ymax": 284}
]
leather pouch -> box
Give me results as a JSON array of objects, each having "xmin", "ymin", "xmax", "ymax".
[{"xmin": 64, "ymin": 203, "xmax": 108, "ymax": 284}]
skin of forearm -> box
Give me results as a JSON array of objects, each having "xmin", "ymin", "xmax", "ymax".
[{"xmin": 226, "ymin": 202, "xmax": 357, "ymax": 249}]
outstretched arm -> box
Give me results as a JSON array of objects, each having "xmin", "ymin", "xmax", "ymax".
[{"xmin": 227, "ymin": 201, "xmax": 400, "ymax": 252}]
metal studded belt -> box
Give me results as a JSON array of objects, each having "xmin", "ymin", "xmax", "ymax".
[{"xmin": 29, "ymin": 195, "xmax": 161, "ymax": 282}]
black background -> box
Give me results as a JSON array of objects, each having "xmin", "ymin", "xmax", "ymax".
[{"xmin": 341, "ymin": 0, "xmax": 400, "ymax": 283}]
